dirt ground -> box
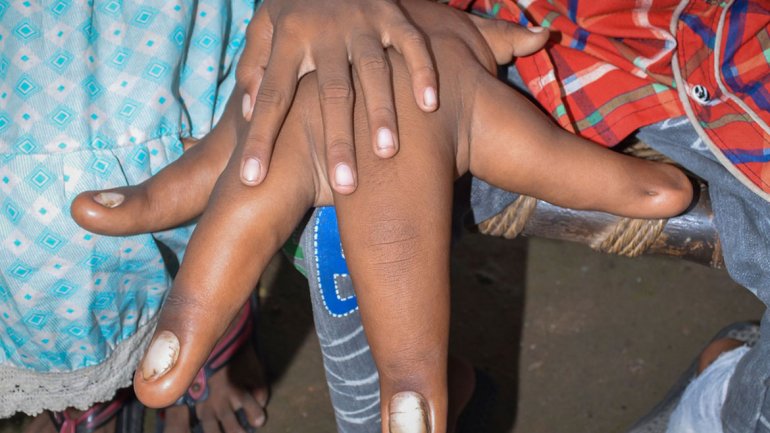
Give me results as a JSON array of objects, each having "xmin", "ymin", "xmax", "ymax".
[{"xmin": 2, "ymin": 233, "xmax": 763, "ymax": 433}]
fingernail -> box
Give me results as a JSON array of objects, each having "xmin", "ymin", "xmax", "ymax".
[
  {"xmin": 242, "ymin": 157, "xmax": 262, "ymax": 184},
  {"xmin": 242, "ymin": 93, "xmax": 252, "ymax": 120},
  {"xmin": 389, "ymin": 392, "xmax": 430, "ymax": 433},
  {"xmin": 93, "ymin": 192, "xmax": 124, "ymax": 208},
  {"xmin": 334, "ymin": 163, "xmax": 354, "ymax": 188},
  {"xmin": 377, "ymin": 127, "xmax": 395, "ymax": 152},
  {"xmin": 529, "ymin": 26, "xmax": 546, "ymax": 33},
  {"xmin": 423, "ymin": 87, "xmax": 437, "ymax": 110},
  {"xmin": 141, "ymin": 330, "xmax": 180, "ymax": 381}
]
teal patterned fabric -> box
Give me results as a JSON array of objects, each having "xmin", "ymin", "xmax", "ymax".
[{"xmin": 0, "ymin": 0, "xmax": 254, "ymax": 372}]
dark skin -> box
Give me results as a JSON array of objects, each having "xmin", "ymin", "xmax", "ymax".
[
  {"xmin": 164, "ymin": 0, "xmax": 446, "ymax": 428},
  {"xmin": 236, "ymin": 0, "xmax": 444, "ymax": 192},
  {"xmin": 71, "ymin": 2, "xmax": 693, "ymax": 432}
]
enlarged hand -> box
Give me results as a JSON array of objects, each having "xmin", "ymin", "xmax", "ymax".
[
  {"xmin": 234, "ymin": 0, "xmax": 548, "ymax": 194},
  {"xmin": 72, "ymin": 2, "xmax": 691, "ymax": 432}
]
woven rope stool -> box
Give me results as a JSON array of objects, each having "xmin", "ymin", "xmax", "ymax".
[{"xmin": 477, "ymin": 141, "xmax": 724, "ymax": 269}]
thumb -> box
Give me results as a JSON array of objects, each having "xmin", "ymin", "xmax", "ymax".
[{"xmin": 468, "ymin": 15, "xmax": 549, "ymax": 64}]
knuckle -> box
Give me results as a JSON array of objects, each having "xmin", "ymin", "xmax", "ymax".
[
  {"xmin": 371, "ymin": 106, "xmax": 396, "ymax": 122},
  {"xmin": 278, "ymin": 13, "xmax": 306, "ymax": 35},
  {"xmin": 412, "ymin": 62, "xmax": 436, "ymax": 78},
  {"xmin": 378, "ymin": 0, "xmax": 401, "ymax": 17},
  {"xmin": 380, "ymin": 345, "xmax": 443, "ymax": 381},
  {"xmin": 254, "ymin": 85, "xmax": 288, "ymax": 107},
  {"xmin": 162, "ymin": 291, "xmax": 208, "ymax": 314},
  {"xmin": 145, "ymin": 192, "xmax": 163, "ymax": 219},
  {"xmin": 235, "ymin": 64, "xmax": 257, "ymax": 87},
  {"xmin": 492, "ymin": 19, "xmax": 511, "ymax": 33},
  {"xmin": 346, "ymin": 7, "xmax": 369, "ymax": 24},
  {"xmin": 326, "ymin": 138, "xmax": 354, "ymax": 156},
  {"xmin": 319, "ymin": 78, "xmax": 353, "ymax": 103},
  {"xmin": 363, "ymin": 218, "xmax": 421, "ymax": 269},
  {"xmin": 399, "ymin": 28, "xmax": 427, "ymax": 47},
  {"xmin": 357, "ymin": 52, "xmax": 389, "ymax": 74},
  {"xmin": 244, "ymin": 128, "xmax": 271, "ymax": 151}
]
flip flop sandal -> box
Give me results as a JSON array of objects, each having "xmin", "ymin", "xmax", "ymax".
[
  {"xmin": 156, "ymin": 297, "xmax": 261, "ymax": 433},
  {"xmin": 626, "ymin": 321, "xmax": 760, "ymax": 433},
  {"xmin": 49, "ymin": 388, "xmax": 145, "ymax": 433}
]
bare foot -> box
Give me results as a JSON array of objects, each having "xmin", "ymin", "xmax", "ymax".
[
  {"xmin": 25, "ymin": 407, "xmax": 118, "ymax": 433},
  {"xmin": 161, "ymin": 309, "xmax": 269, "ymax": 433}
]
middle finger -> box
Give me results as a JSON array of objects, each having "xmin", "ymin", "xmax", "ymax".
[
  {"xmin": 315, "ymin": 46, "xmax": 358, "ymax": 195},
  {"xmin": 351, "ymin": 34, "xmax": 400, "ymax": 159}
]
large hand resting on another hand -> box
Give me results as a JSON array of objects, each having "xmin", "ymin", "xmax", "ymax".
[{"xmin": 72, "ymin": 2, "xmax": 692, "ymax": 432}]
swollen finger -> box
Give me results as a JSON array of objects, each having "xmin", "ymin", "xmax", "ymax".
[
  {"xmin": 351, "ymin": 35, "xmax": 399, "ymax": 159},
  {"xmin": 238, "ymin": 38, "xmax": 302, "ymax": 186},
  {"xmin": 316, "ymin": 49, "xmax": 358, "ymax": 194},
  {"xmin": 71, "ymin": 104, "xmax": 240, "ymax": 236},
  {"xmin": 336, "ymin": 55, "xmax": 455, "ymax": 433},
  {"xmin": 468, "ymin": 15, "xmax": 549, "ymax": 64},
  {"xmin": 134, "ymin": 128, "xmax": 316, "ymax": 409},
  {"xmin": 468, "ymin": 75, "xmax": 693, "ymax": 218}
]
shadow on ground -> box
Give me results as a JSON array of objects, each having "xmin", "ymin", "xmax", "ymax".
[{"xmin": 2, "ymin": 232, "xmax": 763, "ymax": 433}]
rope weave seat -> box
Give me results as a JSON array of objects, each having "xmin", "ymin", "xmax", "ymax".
[{"xmin": 592, "ymin": 217, "xmax": 667, "ymax": 258}]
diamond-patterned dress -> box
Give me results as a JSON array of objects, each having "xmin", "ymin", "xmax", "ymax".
[{"xmin": 0, "ymin": 0, "xmax": 253, "ymax": 414}]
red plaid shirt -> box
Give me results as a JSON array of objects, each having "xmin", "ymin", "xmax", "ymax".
[{"xmin": 449, "ymin": 0, "xmax": 770, "ymax": 201}]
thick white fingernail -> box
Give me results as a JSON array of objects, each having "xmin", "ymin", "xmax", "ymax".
[
  {"xmin": 389, "ymin": 392, "xmax": 430, "ymax": 433},
  {"xmin": 242, "ymin": 157, "xmax": 262, "ymax": 185},
  {"xmin": 93, "ymin": 192, "xmax": 124, "ymax": 208},
  {"xmin": 529, "ymin": 26, "xmax": 546, "ymax": 33},
  {"xmin": 242, "ymin": 93, "xmax": 252, "ymax": 119},
  {"xmin": 335, "ymin": 164, "xmax": 354, "ymax": 188},
  {"xmin": 141, "ymin": 330, "xmax": 180, "ymax": 381},
  {"xmin": 423, "ymin": 87, "xmax": 437, "ymax": 110},
  {"xmin": 377, "ymin": 128, "xmax": 395, "ymax": 152}
]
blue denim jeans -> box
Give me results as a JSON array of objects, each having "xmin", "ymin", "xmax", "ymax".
[
  {"xmin": 635, "ymin": 119, "xmax": 770, "ymax": 433},
  {"xmin": 293, "ymin": 66, "xmax": 770, "ymax": 433}
]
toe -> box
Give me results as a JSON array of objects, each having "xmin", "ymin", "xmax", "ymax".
[
  {"xmin": 239, "ymin": 395, "xmax": 267, "ymax": 428},
  {"xmin": 219, "ymin": 409, "xmax": 246, "ymax": 433},
  {"xmin": 197, "ymin": 406, "xmax": 220, "ymax": 433}
]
